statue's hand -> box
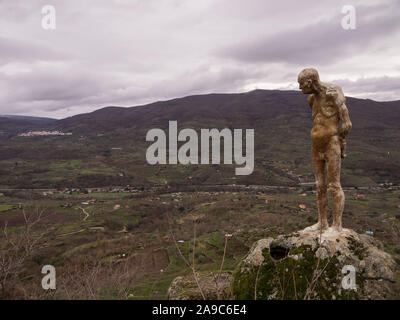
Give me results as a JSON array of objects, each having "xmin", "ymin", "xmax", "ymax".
[
  {"xmin": 340, "ymin": 137, "xmax": 347, "ymax": 158},
  {"xmin": 340, "ymin": 122, "xmax": 352, "ymax": 138}
]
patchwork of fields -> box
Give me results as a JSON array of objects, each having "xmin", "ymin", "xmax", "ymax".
[{"xmin": 1, "ymin": 186, "xmax": 399, "ymax": 299}]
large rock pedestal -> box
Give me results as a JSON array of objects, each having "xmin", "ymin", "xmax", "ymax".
[{"xmin": 231, "ymin": 228, "xmax": 399, "ymax": 300}]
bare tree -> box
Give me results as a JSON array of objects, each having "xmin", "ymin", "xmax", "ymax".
[
  {"xmin": 56, "ymin": 258, "xmax": 140, "ymax": 299},
  {"xmin": 0, "ymin": 208, "xmax": 45, "ymax": 298},
  {"xmin": 169, "ymin": 218, "xmax": 206, "ymax": 300}
]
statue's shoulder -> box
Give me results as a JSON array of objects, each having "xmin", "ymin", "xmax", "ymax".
[{"xmin": 325, "ymin": 83, "xmax": 346, "ymax": 105}]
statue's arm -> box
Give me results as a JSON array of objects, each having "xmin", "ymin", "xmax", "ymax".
[
  {"xmin": 338, "ymin": 102, "xmax": 352, "ymax": 138},
  {"xmin": 331, "ymin": 87, "xmax": 352, "ymax": 138}
]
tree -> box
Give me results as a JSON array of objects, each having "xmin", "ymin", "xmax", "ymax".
[{"xmin": 0, "ymin": 209, "xmax": 45, "ymax": 298}]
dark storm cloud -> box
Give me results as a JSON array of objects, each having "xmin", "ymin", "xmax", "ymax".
[{"xmin": 218, "ymin": 3, "xmax": 400, "ymax": 65}]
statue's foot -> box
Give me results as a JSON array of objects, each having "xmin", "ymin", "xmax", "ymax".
[
  {"xmin": 303, "ymin": 221, "xmax": 329, "ymax": 233},
  {"xmin": 330, "ymin": 224, "xmax": 342, "ymax": 233}
]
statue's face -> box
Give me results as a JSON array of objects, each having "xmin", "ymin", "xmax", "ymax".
[{"xmin": 298, "ymin": 77, "xmax": 313, "ymax": 94}]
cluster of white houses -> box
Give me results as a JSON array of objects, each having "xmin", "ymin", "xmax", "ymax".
[{"xmin": 18, "ymin": 131, "xmax": 72, "ymax": 137}]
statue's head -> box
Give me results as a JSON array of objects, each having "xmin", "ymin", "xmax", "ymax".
[{"xmin": 298, "ymin": 68, "xmax": 320, "ymax": 94}]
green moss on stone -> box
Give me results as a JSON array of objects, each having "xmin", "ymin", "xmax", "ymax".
[
  {"xmin": 232, "ymin": 244, "xmax": 360, "ymax": 300},
  {"xmin": 347, "ymin": 236, "xmax": 367, "ymax": 260}
]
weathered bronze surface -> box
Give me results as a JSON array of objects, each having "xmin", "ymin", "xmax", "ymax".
[{"xmin": 298, "ymin": 68, "xmax": 352, "ymax": 232}]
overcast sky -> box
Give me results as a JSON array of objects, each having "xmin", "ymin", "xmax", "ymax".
[{"xmin": 0, "ymin": 0, "xmax": 399, "ymax": 119}]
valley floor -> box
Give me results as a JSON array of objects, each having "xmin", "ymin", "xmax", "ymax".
[{"xmin": 0, "ymin": 186, "xmax": 399, "ymax": 299}]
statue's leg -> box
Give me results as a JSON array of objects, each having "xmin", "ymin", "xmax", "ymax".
[
  {"xmin": 307, "ymin": 147, "xmax": 328, "ymax": 231},
  {"xmin": 326, "ymin": 137, "xmax": 345, "ymax": 232}
]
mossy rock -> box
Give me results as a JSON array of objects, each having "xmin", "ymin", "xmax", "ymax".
[{"xmin": 231, "ymin": 228, "xmax": 399, "ymax": 300}]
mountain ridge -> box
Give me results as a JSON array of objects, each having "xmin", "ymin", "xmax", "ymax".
[
  {"xmin": 0, "ymin": 89, "xmax": 399, "ymax": 188},
  {"xmin": 2, "ymin": 89, "xmax": 400, "ymax": 133},
  {"xmin": 49, "ymin": 89, "xmax": 400, "ymax": 135}
]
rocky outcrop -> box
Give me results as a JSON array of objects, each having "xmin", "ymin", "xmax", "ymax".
[
  {"xmin": 168, "ymin": 272, "xmax": 233, "ymax": 300},
  {"xmin": 231, "ymin": 228, "xmax": 399, "ymax": 300}
]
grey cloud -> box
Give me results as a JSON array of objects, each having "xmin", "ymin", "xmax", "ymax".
[
  {"xmin": 0, "ymin": 37, "xmax": 67, "ymax": 64},
  {"xmin": 0, "ymin": 64, "xmax": 268, "ymax": 118},
  {"xmin": 0, "ymin": 0, "xmax": 399, "ymax": 118},
  {"xmin": 336, "ymin": 76, "xmax": 400, "ymax": 101},
  {"xmin": 0, "ymin": 64, "xmax": 127, "ymax": 114},
  {"xmin": 151, "ymin": 65, "xmax": 268, "ymax": 97},
  {"xmin": 218, "ymin": 3, "xmax": 400, "ymax": 65}
]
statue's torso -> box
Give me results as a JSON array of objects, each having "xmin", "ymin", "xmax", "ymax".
[{"xmin": 310, "ymin": 86, "xmax": 341, "ymax": 150}]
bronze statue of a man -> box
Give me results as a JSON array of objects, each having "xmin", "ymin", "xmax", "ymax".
[{"xmin": 298, "ymin": 68, "xmax": 352, "ymax": 232}]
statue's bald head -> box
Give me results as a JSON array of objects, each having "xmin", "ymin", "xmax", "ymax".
[
  {"xmin": 298, "ymin": 68, "xmax": 320, "ymax": 94},
  {"xmin": 298, "ymin": 68, "xmax": 320, "ymax": 83}
]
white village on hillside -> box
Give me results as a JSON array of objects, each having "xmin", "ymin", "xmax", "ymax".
[{"xmin": 18, "ymin": 131, "xmax": 72, "ymax": 137}]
